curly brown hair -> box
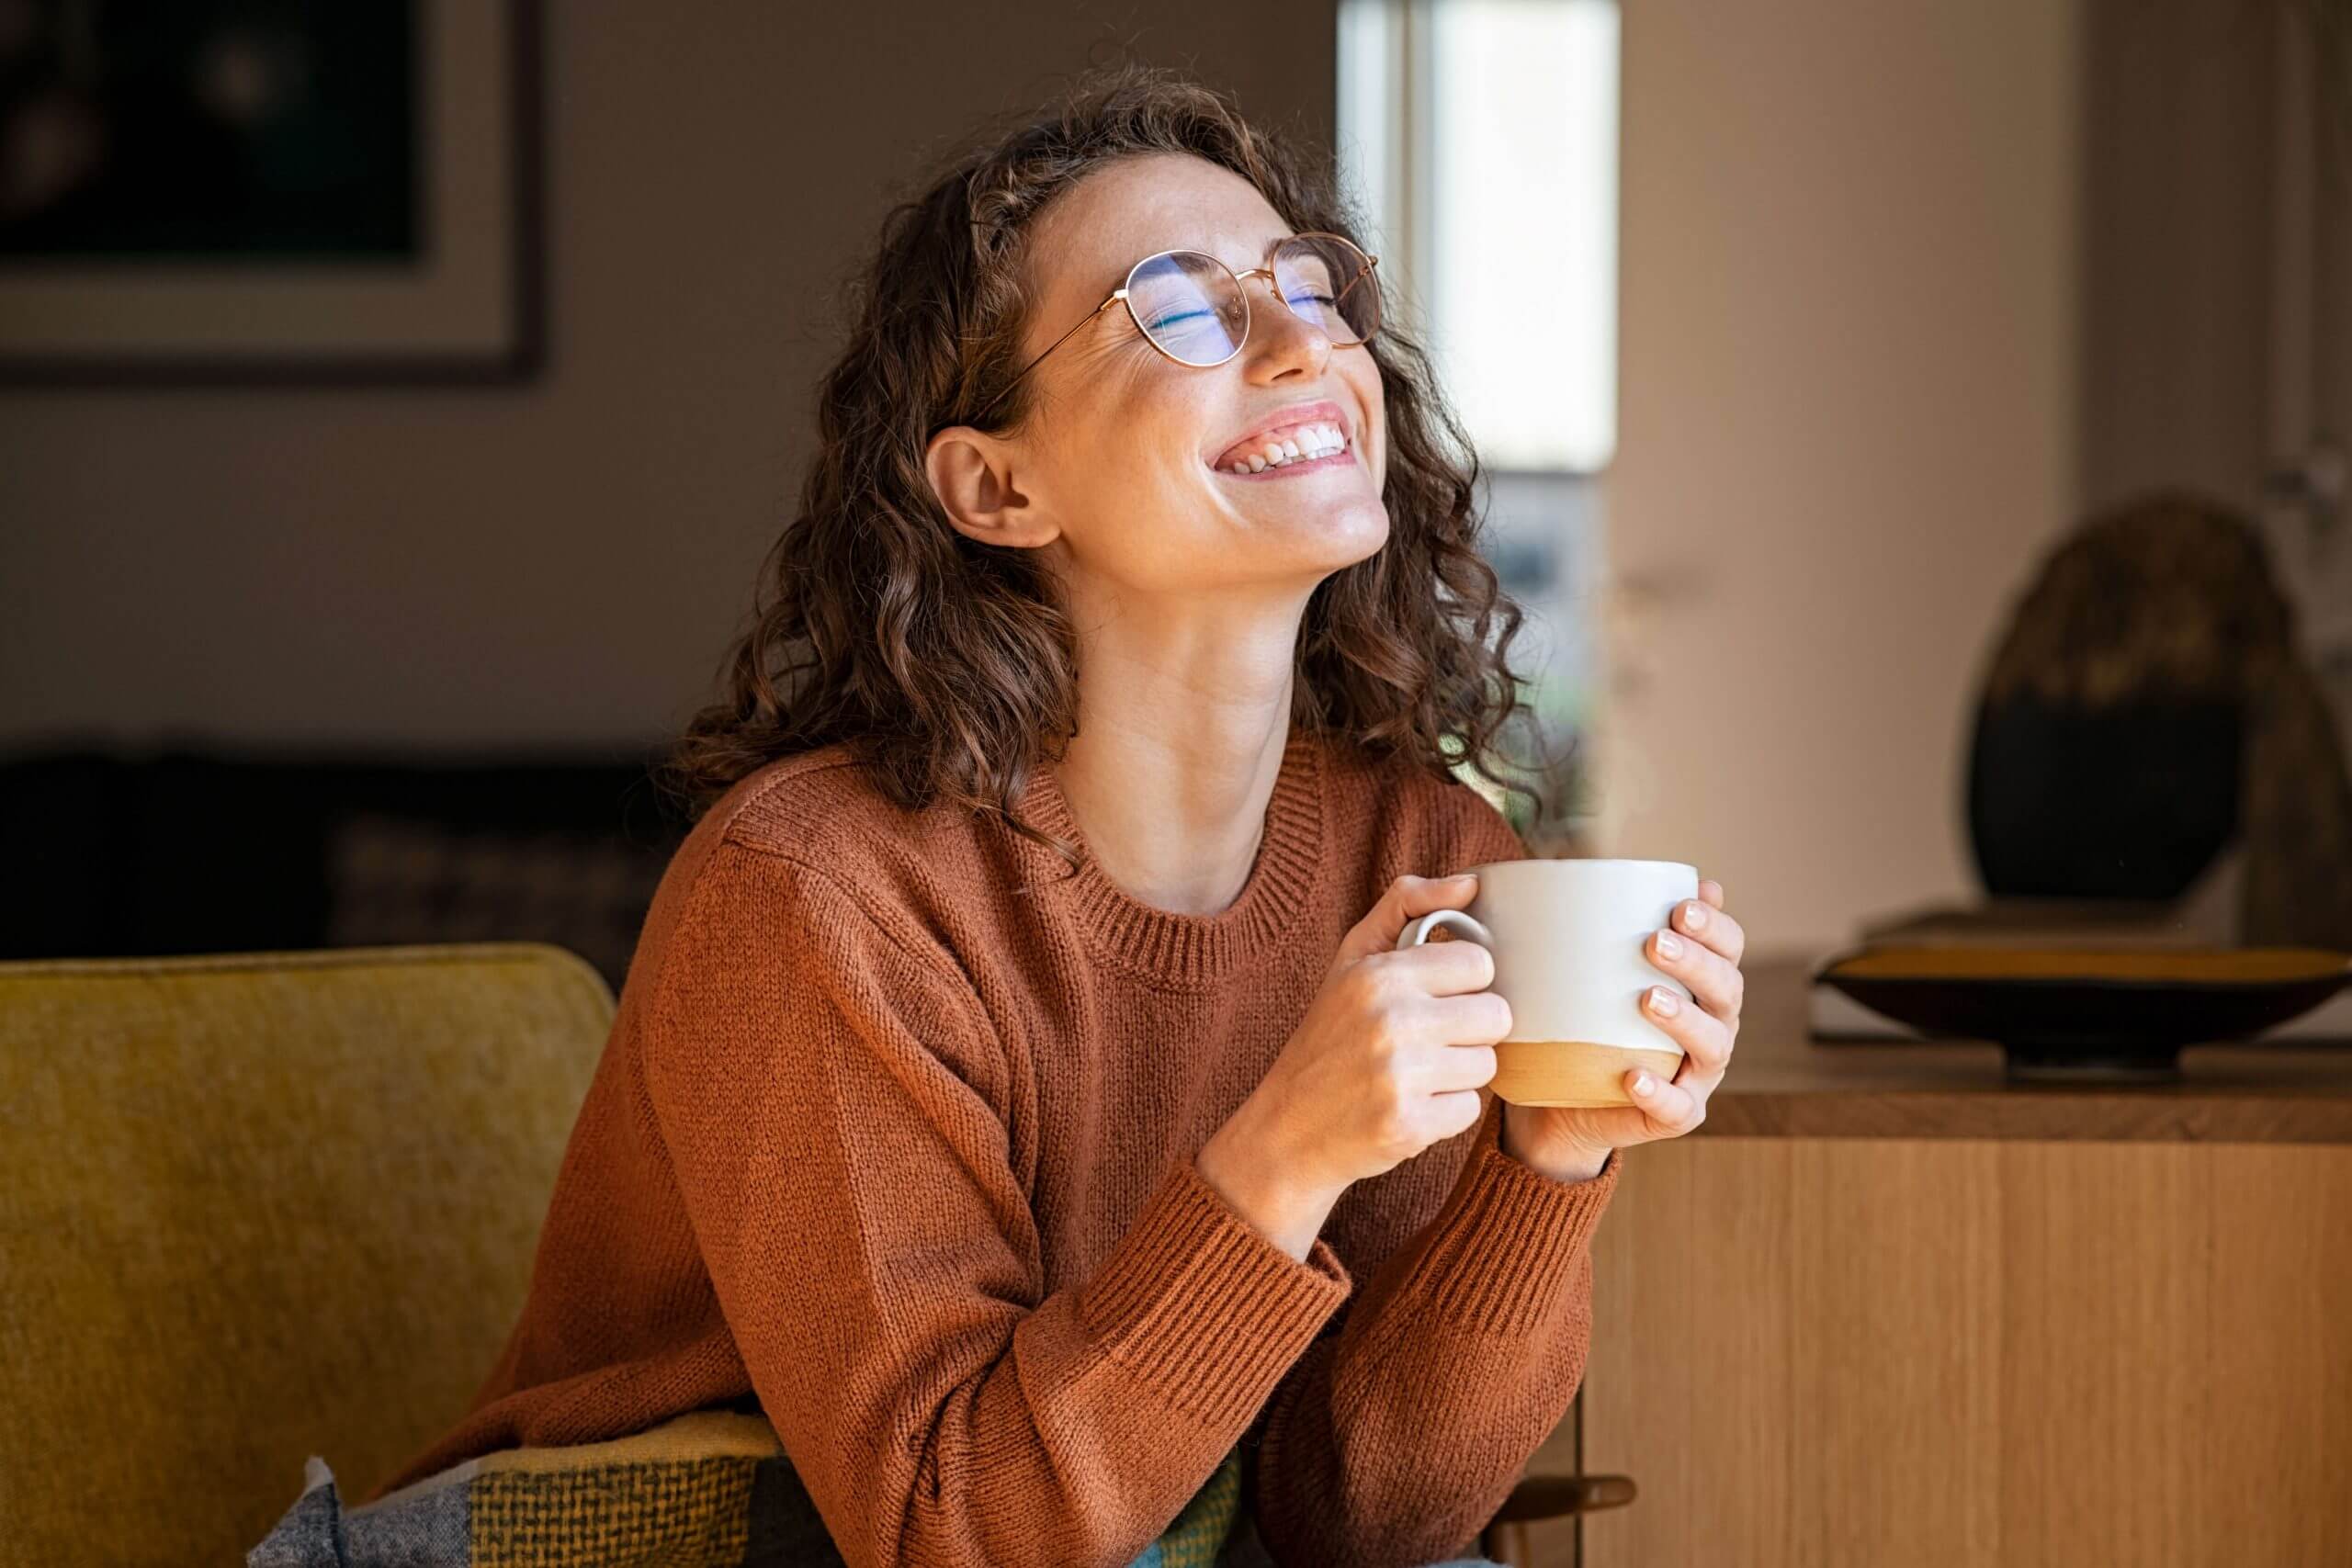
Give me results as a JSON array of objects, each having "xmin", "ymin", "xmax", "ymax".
[{"xmin": 657, "ymin": 60, "xmax": 1558, "ymax": 874}]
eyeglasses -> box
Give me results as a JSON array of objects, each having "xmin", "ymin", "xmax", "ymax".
[{"xmin": 961, "ymin": 231, "xmax": 1382, "ymax": 429}]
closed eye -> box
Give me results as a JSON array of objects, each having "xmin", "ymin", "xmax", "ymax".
[{"xmin": 1145, "ymin": 308, "xmax": 1219, "ymax": 333}]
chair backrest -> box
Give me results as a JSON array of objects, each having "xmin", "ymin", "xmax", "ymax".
[{"xmin": 0, "ymin": 942, "xmax": 614, "ymax": 1566}]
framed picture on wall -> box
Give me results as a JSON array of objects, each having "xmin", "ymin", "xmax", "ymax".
[{"xmin": 0, "ymin": 0, "xmax": 543, "ymax": 385}]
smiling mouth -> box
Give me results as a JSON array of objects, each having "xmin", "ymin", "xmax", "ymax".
[
  {"xmin": 1210, "ymin": 425, "xmax": 1355, "ymax": 477},
  {"xmin": 1215, "ymin": 446, "xmax": 1357, "ymax": 479}
]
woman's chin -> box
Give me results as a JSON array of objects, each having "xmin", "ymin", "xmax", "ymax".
[{"xmin": 1273, "ymin": 496, "xmax": 1391, "ymax": 570}]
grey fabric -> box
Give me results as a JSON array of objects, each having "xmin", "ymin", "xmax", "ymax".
[
  {"xmin": 244, "ymin": 1458, "xmax": 348, "ymax": 1567},
  {"xmin": 344, "ymin": 1474, "xmax": 469, "ymax": 1565},
  {"xmin": 246, "ymin": 1455, "xmax": 469, "ymax": 1568}
]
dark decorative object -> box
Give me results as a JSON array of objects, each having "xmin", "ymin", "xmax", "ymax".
[
  {"xmin": 1967, "ymin": 491, "xmax": 2352, "ymax": 950},
  {"xmin": 1969, "ymin": 697, "xmax": 2241, "ymax": 900},
  {"xmin": 0, "ymin": 0, "xmax": 544, "ymax": 384}
]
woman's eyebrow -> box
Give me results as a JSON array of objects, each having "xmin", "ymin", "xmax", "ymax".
[{"xmin": 1238, "ymin": 233, "xmax": 1297, "ymax": 268}]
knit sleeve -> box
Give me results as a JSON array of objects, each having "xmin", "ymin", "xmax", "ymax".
[
  {"xmin": 1244, "ymin": 1094, "xmax": 1616, "ymax": 1567},
  {"xmin": 638, "ymin": 836, "xmax": 1352, "ymax": 1568},
  {"xmin": 1240, "ymin": 774, "xmax": 1619, "ymax": 1567}
]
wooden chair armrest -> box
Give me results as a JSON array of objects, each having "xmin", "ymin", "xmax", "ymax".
[
  {"xmin": 1492, "ymin": 1472, "xmax": 1638, "ymax": 1521},
  {"xmin": 1476, "ymin": 1472, "xmax": 1640, "ymax": 1566}
]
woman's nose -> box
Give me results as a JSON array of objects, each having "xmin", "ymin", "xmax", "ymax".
[{"xmin": 1239, "ymin": 274, "xmax": 1333, "ymax": 377}]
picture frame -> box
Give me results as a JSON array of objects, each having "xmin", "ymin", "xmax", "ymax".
[{"xmin": 0, "ymin": 0, "xmax": 544, "ymax": 386}]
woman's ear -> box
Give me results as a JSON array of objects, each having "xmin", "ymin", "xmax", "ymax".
[{"xmin": 924, "ymin": 427, "xmax": 1060, "ymax": 551}]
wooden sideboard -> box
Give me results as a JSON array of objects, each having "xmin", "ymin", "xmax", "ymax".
[{"xmin": 1512, "ymin": 956, "xmax": 2352, "ymax": 1568}]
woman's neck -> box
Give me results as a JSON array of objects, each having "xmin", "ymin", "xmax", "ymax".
[{"xmin": 1049, "ymin": 606, "xmax": 1304, "ymax": 918}]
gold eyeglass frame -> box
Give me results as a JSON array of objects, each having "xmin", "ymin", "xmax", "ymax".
[{"xmin": 960, "ymin": 231, "xmax": 1382, "ymax": 429}]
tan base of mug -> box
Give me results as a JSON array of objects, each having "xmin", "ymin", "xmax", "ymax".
[{"xmin": 1491, "ymin": 1040, "xmax": 1686, "ymax": 1108}]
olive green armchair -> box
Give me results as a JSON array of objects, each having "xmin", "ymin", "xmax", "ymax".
[{"xmin": 0, "ymin": 942, "xmax": 612, "ymax": 1565}]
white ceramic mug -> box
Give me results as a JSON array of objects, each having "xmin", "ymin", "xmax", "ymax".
[{"xmin": 1394, "ymin": 858, "xmax": 1700, "ymax": 1107}]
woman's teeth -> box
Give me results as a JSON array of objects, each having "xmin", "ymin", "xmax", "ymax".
[{"xmin": 1222, "ymin": 423, "xmax": 1350, "ymax": 474}]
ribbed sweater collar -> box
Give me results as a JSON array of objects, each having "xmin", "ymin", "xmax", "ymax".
[{"xmin": 1013, "ymin": 727, "xmax": 1329, "ymax": 989}]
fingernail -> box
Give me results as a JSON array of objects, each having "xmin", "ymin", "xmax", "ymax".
[
  {"xmin": 1647, "ymin": 986, "xmax": 1681, "ymax": 1017},
  {"xmin": 1632, "ymin": 1072, "xmax": 1654, "ymax": 1094},
  {"xmin": 1655, "ymin": 930, "xmax": 1682, "ymax": 959},
  {"xmin": 1685, "ymin": 901, "xmax": 1708, "ymax": 930}
]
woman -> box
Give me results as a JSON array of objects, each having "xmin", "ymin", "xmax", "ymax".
[{"xmin": 371, "ymin": 63, "xmax": 1745, "ymax": 1568}]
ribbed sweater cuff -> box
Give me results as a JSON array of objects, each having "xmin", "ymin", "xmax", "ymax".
[
  {"xmin": 1383, "ymin": 1142, "xmax": 1619, "ymax": 1338},
  {"xmin": 1079, "ymin": 1156, "xmax": 1352, "ymax": 1431}
]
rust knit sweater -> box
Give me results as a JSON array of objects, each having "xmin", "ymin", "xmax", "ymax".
[{"xmin": 369, "ymin": 726, "xmax": 1621, "ymax": 1567}]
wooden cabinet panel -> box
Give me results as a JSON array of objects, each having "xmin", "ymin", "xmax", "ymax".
[{"xmin": 1558, "ymin": 1139, "xmax": 2352, "ymax": 1567}]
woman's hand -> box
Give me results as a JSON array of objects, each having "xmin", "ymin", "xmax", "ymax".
[
  {"xmin": 1499, "ymin": 878, "xmax": 1746, "ymax": 1183},
  {"xmin": 1199, "ymin": 873, "xmax": 1515, "ymax": 1256}
]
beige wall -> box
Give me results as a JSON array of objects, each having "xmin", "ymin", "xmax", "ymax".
[
  {"xmin": 1597, "ymin": 0, "xmax": 2082, "ymax": 953},
  {"xmin": 0, "ymin": 6, "xmax": 1337, "ymax": 751},
  {"xmin": 2075, "ymin": 0, "xmax": 2274, "ymax": 520}
]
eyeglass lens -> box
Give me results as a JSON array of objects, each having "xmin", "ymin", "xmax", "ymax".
[{"xmin": 1127, "ymin": 237, "xmax": 1380, "ymax": 367}]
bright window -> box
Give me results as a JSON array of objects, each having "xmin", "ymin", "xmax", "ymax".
[
  {"xmin": 1338, "ymin": 0, "xmax": 1621, "ymax": 836},
  {"xmin": 1338, "ymin": 0, "xmax": 1619, "ymax": 472}
]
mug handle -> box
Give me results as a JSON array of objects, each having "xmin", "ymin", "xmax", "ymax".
[{"xmin": 1395, "ymin": 908, "xmax": 1497, "ymax": 951}]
